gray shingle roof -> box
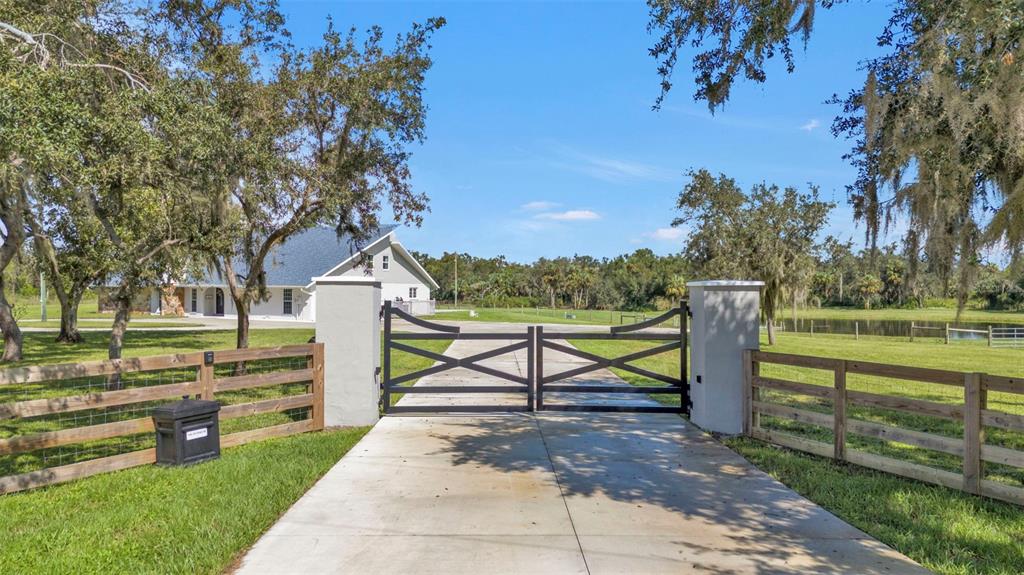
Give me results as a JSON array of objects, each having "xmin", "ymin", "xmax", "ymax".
[{"xmin": 193, "ymin": 225, "xmax": 396, "ymax": 287}]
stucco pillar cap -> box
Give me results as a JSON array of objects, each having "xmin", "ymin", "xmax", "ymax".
[{"xmin": 686, "ymin": 280, "xmax": 764, "ymax": 288}]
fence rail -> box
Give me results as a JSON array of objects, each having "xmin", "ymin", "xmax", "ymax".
[
  {"xmin": 0, "ymin": 344, "xmax": 324, "ymax": 495},
  {"xmin": 743, "ymin": 349, "xmax": 1024, "ymax": 506}
]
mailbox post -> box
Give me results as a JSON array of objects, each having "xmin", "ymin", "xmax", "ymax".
[{"xmin": 153, "ymin": 399, "xmax": 221, "ymax": 466}]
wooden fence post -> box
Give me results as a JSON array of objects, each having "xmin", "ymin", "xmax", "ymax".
[
  {"xmin": 910, "ymin": 321, "xmax": 915, "ymax": 342},
  {"xmin": 312, "ymin": 343, "xmax": 325, "ymax": 430},
  {"xmin": 854, "ymin": 322, "xmax": 859, "ymax": 340},
  {"xmin": 743, "ymin": 349, "xmax": 753, "ymax": 434},
  {"xmin": 750, "ymin": 353, "xmax": 761, "ymax": 431},
  {"xmin": 945, "ymin": 323, "xmax": 950, "ymax": 344},
  {"xmin": 988, "ymin": 326, "xmax": 993, "ymax": 347},
  {"xmin": 833, "ymin": 360, "xmax": 847, "ymax": 461},
  {"xmin": 199, "ymin": 356, "xmax": 214, "ymax": 401},
  {"xmin": 963, "ymin": 372, "xmax": 983, "ymax": 494}
]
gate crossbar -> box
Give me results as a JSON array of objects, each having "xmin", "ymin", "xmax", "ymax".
[
  {"xmin": 539, "ymin": 340, "xmax": 682, "ymax": 386},
  {"xmin": 535, "ymin": 300, "xmax": 689, "ymax": 414},
  {"xmin": 388, "ymin": 340, "xmax": 531, "ymax": 386},
  {"xmin": 609, "ymin": 307, "xmax": 680, "ymax": 333},
  {"xmin": 382, "ymin": 301, "xmax": 533, "ymax": 413}
]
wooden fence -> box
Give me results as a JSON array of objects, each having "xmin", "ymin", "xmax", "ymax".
[
  {"xmin": 0, "ymin": 344, "xmax": 324, "ymax": 495},
  {"xmin": 743, "ymin": 349, "xmax": 1024, "ymax": 506}
]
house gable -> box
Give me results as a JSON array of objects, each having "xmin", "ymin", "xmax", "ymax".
[{"xmin": 318, "ymin": 234, "xmax": 438, "ymax": 291}]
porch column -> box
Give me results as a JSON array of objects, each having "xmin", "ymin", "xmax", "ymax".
[
  {"xmin": 687, "ymin": 280, "xmax": 763, "ymax": 435},
  {"xmin": 313, "ymin": 276, "xmax": 381, "ymax": 427}
]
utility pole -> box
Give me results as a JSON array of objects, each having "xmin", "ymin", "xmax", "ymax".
[{"xmin": 453, "ymin": 253, "xmax": 459, "ymax": 308}]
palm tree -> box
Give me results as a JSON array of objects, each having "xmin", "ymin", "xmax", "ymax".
[{"xmin": 666, "ymin": 274, "xmax": 687, "ymax": 301}]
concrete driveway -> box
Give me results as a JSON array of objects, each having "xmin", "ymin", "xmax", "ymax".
[{"xmin": 234, "ymin": 336, "xmax": 929, "ymax": 574}]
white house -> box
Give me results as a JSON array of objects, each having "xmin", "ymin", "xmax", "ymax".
[{"xmin": 102, "ymin": 226, "xmax": 439, "ymax": 320}]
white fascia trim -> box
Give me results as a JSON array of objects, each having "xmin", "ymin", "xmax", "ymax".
[
  {"xmin": 311, "ymin": 276, "xmax": 381, "ymax": 287},
  {"xmin": 391, "ymin": 241, "xmax": 440, "ymax": 290},
  {"xmin": 304, "ymin": 231, "xmax": 395, "ymax": 290}
]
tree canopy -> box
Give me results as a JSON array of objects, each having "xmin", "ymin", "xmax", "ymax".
[
  {"xmin": 648, "ymin": 0, "xmax": 1024, "ymax": 321},
  {"xmin": 0, "ymin": 0, "xmax": 444, "ymax": 360}
]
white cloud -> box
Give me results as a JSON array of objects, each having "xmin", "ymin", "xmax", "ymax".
[
  {"xmin": 536, "ymin": 209, "xmax": 601, "ymax": 221},
  {"xmin": 800, "ymin": 119, "xmax": 821, "ymax": 132},
  {"xmin": 546, "ymin": 144, "xmax": 677, "ymax": 183},
  {"xmin": 521, "ymin": 200, "xmax": 559, "ymax": 211},
  {"xmin": 645, "ymin": 227, "xmax": 684, "ymax": 241}
]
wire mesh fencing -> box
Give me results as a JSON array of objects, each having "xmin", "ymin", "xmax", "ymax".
[{"xmin": 0, "ymin": 344, "xmax": 324, "ymax": 494}]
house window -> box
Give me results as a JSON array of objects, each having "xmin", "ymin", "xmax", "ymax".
[
  {"xmin": 408, "ymin": 287, "xmax": 418, "ymax": 299},
  {"xmin": 190, "ymin": 289, "xmax": 197, "ymax": 313},
  {"xmin": 283, "ymin": 289, "xmax": 293, "ymax": 315},
  {"xmin": 382, "ymin": 255, "xmax": 389, "ymax": 270}
]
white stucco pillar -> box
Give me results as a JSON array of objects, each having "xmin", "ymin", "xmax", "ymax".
[
  {"xmin": 313, "ymin": 276, "xmax": 381, "ymax": 427},
  {"xmin": 687, "ymin": 280, "xmax": 764, "ymax": 435}
]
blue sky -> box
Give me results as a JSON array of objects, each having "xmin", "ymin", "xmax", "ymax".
[{"xmin": 283, "ymin": 0, "xmax": 895, "ymax": 262}]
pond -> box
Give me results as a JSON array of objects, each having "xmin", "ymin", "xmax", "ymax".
[{"xmin": 772, "ymin": 318, "xmax": 1024, "ymax": 340}]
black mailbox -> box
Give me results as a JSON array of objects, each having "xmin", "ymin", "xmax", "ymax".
[{"xmin": 152, "ymin": 399, "xmax": 221, "ymax": 466}]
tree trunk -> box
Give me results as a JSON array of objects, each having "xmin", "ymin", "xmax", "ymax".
[
  {"xmin": 232, "ymin": 294, "xmax": 250, "ymax": 376},
  {"xmin": 56, "ymin": 285, "xmax": 86, "ymax": 344},
  {"xmin": 838, "ymin": 273, "xmax": 844, "ymax": 303},
  {"xmin": 235, "ymin": 297, "xmax": 250, "ymax": 349},
  {"xmin": 0, "ymin": 187, "xmax": 25, "ymax": 363},
  {"xmin": 108, "ymin": 295, "xmax": 131, "ymax": 360},
  {"xmin": 0, "ymin": 275, "xmax": 23, "ymax": 362},
  {"xmin": 766, "ymin": 314, "xmax": 777, "ymax": 346},
  {"xmin": 106, "ymin": 293, "xmax": 132, "ymax": 390}
]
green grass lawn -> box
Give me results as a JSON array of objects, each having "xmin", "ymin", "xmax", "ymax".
[
  {"xmin": 11, "ymin": 295, "xmax": 169, "ymax": 321},
  {"xmin": 0, "ymin": 426, "xmax": 370, "ymax": 574},
  {"xmin": 725, "ymin": 436, "xmax": 1024, "ymax": 575},
  {"xmin": 428, "ymin": 304, "xmax": 1024, "ymax": 327},
  {"xmin": 569, "ymin": 332, "xmax": 1024, "ymax": 575},
  {"xmin": 4, "ymin": 329, "xmax": 315, "ymax": 368},
  {"xmin": 19, "ymin": 319, "xmax": 187, "ymax": 329}
]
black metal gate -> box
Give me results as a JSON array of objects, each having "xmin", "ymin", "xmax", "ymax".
[
  {"xmin": 381, "ymin": 301, "xmax": 534, "ymax": 413},
  {"xmin": 536, "ymin": 302, "xmax": 689, "ymax": 414},
  {"xmin": 381, "ymin": 300, "xmax": 689, "ymax": 415}
]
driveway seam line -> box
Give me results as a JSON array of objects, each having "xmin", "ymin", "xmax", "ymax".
[{"xmin": 533, "ymin": 414, "xmax": 592, "ymax": 575}]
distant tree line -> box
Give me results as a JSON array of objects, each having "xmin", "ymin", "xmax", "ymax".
[
  {"xmin": 414, "ymin": 166, "xmax": 1018, "ymax": 346},
  {"xmin": 413, "ymin": 250, "xmax": 690, "ymax": 313},
  {"xmin": 414, "ymin": 236, "xmax": 1019, "ymax": 313}
]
